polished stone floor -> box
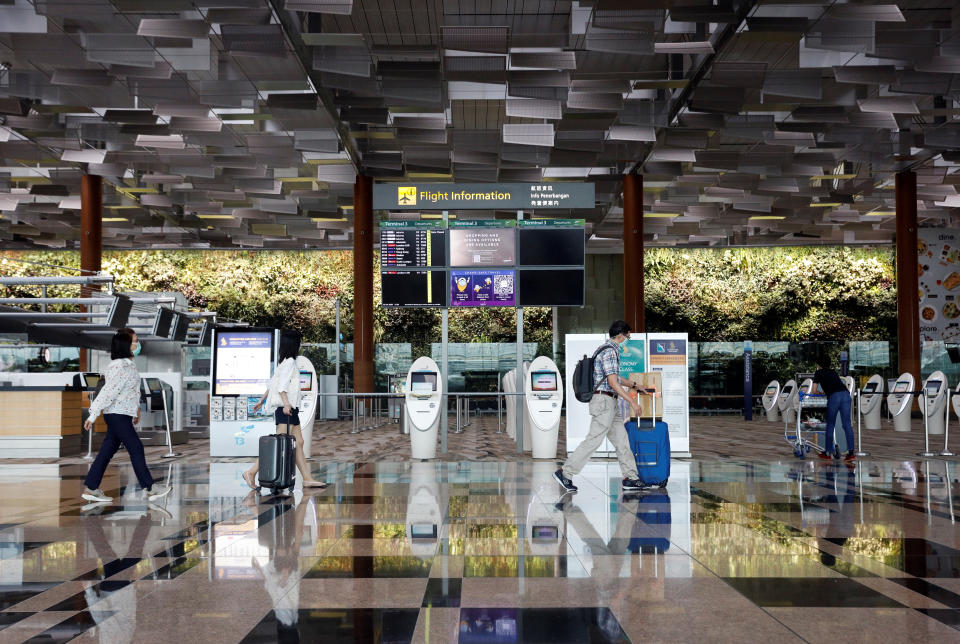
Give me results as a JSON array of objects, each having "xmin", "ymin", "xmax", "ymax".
[{"xmin": 0, "ymin": 457, "xmax": 958, "ymax": 643}]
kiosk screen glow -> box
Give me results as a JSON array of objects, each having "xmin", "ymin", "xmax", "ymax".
[
  {"xmin": 214, "ymin": 331, "xmax": 273, "ymax": 395},
  {"xmin": 451, "ymin": 270, "xmax": 515, "ymax": 306}
]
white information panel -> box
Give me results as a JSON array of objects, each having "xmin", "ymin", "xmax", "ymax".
[
  {"xmin": 214, "ymin": 331, "xmax": 273, "ymax": 396},
  {"xmin": 646, "ymin": 333, "xmax": 691, "ymax": 455}
]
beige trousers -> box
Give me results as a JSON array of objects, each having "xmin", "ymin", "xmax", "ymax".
[{"xmin": 562, "ymin": 394, "xmax": 638, "ymax": 479}]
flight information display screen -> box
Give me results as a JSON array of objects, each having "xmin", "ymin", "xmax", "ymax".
[
  {"xmin": 518, "ymin": 269, "xmax": 584, "ymax": 306},
  {"xmin": 518, "ymin": 228, "xmax": 584, "ymax": 266},
  {"xmin": 449, "ymin": 228, "xmax": 515, "ymax": 266},
  {"xmin": 381, "ymin": 270, "xmax": 446, "ymax": 307},
  {"xmin": 380, "ymin": 228, "xmax": 446, "ymax": 268}
]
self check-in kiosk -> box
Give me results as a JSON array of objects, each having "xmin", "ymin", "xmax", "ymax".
[
  {"xmin": 921, "ymin": 371, "xmax": 947, "ymax": 436},
  {"xmin": 406, "ymin": 462, "xmax": 442, "ymax": 558},
  {"xmin": 525, "ymin": 356, "xmax": 563, "ymax": 459},
  {"xmin": 762, "ymin": 380, "xmax": 780, "ymax": 422},
  {"xmin": 778, "ymin": 379, "xmax": 798, "ymax": 426},
  {"xmin": 860, "ymin": 374, "xmax": 884, "ymax": 430},
  {"xmin": 887, "ymin": 372, "xmax": 916, "ymax": 433},
  {"xmin": 295, "ymin": 355, "xmax": 319, "ymax": 458},
  {"xmin": 405, "ymin": 356, "xmax": 443, "ymax": 459}
]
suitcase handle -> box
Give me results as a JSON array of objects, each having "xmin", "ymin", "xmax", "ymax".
[{"xmin": 630, "ymin": 388, "xmax": 659, "ymax": 425}]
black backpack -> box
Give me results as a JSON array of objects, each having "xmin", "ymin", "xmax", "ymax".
[{"xmin": 572, "ymin": 344, "xmax": 613, "ymax": 403}]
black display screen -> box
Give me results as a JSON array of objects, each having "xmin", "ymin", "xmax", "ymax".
[
  {"xmin": 380, "ymin": 228, "xmax": 447, "ymax": 267},
  {"xmin": 381, "ymin": 270, "xmax": 446, "ymax": 307},
  {"xmin": 152, "ymin": 308, "xmax": 174, "ymax": 338},
  {"xmin": 518, "ymin": 269, "xmax": 584, "ymax": 306},
  {"xmin": 518, "ymin": 228, "xmax": 585, "ymax": 266}
]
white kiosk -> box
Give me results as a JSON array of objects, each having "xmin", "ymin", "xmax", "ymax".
[
  {"xmin": 502, "ymin": 361, "xmax": 531, "ymax": 450},
  {"xmin": 762, "ymin": 380, "xmax": 780, "ymax": 422},
  {"xmin": 952, "ymin": 382, "xmax": 960, "ymax": 422},
  {"xmin": 921, "ymin": 371, "xmax": 947, "ymax": 436},
  {"xmin": 295, "ymin": 356, "xmax": 319, "ymax": 458},
  {"xmin": 524, "ymin": 357, "xmax": 563, "ymax": 459},
  {"xmin": 406, "ymin": 462, "xmax": 442, "ymax": 558},
  {"xmin": 778, "ymin": 379, "xmax": 798, "ymax": 426},
  {"xmin": 859, "ymin": 374, "xmax": 884, "ymax": 430},
  {"xmin": 888, "ymin": 372, "xmax": 916, "ymax": 433},
  {"xmin": 405, "ymin": 357, "xmax": 443, "ymax": 459}
]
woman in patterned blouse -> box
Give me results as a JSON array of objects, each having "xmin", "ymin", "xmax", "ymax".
[{"xmin": 81, "ymin": 329, "xmax": 171, "ymax": 506}]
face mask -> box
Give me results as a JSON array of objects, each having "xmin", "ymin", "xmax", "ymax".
[{"xmin": 131, "ymin": 342, "xmax": 141, "ymax": 357}]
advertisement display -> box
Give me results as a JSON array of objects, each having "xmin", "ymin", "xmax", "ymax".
[
  {"xmin": 449, "ymin": 227, "xmax": 515, "ymax": 267},
  {"xmin": 918, "ymin": 228, "xmax": 960, "ymax": 342},
  {"xmin": 451, "ymin": 270, "xmax": 515, "ymax": 306},
  {"xmin": 647, "ymin": 333, "xmax": 690, "ymax": 454},
  {"xmin": 213, "ymin": 331, "xmax": 273, "ymax": 396}
]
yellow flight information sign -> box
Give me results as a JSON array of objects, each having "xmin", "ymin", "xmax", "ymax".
[
  {"xmin": 397, "ymin": 186, "xmax": 417, "ymax": 205},
  {"xmin": 373, "ymin": 182, "xmax": 595, "ymax": 210}
]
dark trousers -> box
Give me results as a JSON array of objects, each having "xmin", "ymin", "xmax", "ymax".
[
  {"xmin": 824, "ymin": 390, "xmax": 855, "ymax": 455},
  {"xmin": 84, "ymin": 413, "xmax": 154, "ymax": 490}
]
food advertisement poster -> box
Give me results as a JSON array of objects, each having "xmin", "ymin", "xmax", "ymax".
[
  {"xmin": 918, "ymin": 229, "xmax": 960, "ymax": 342},
  {"xmin": 450, "ymin": 270, "xmax": 515, "ymax": 306}
]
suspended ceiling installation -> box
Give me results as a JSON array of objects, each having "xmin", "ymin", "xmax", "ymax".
[{"xmin": 0, "ymin": 0, "xmax": 958, "ymax": 251}]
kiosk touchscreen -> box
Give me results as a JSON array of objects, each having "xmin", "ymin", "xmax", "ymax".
[
  {"xmin": 778, "ymin": 379, "xmax": 798, "ymax": 426},
  {"xmin": 405, "ymin": 357, "xmax": 443, "ymax": 459},
  {"xmin": 526, "ymin": 462, "xmax": 564, "ymax": 556},
  {"xmin": 524, "ymin": 357, "xmax": 563, "ymax": 459},
  {"xmin": 860, "ymin": 374, "xmax": 885, "ymax": 430},
  {"xmin": 295, "ymin": 355, "xmax": 320, "ymax": 458},
  {"xmin": 921, "ymin": 371, "xmax": 947, "ymax": 435},
  {"xmin": 762, "ymin": 380, "xmax": 780, "ymax": 422},
  {"xmin": 887, "ymin": 372, "xmax": 916, "ymax": 433}
]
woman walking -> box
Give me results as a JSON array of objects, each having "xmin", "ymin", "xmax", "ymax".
[
  {"xmin": 243, "ymin": 329, "xmax": 327, "ymax": 490},
  {"xmin": 82, "ymin": 328, "xmax": 170, "ymax": 504}
]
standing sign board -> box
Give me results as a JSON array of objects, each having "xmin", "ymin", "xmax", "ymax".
[
  {"xmin": 918, "ymin": 228, "xmax": 960, "ymax": 342},
  {"xmin": 647, "ymin": 333, "xmax": 691, "ymax": 455}
]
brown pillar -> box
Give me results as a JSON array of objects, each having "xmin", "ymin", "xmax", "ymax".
[
  {"xmin": 352, "ymin": 175, "xmax": 374, "ymax": 393},
  {"xmin": 80, "ymin": 175, "xmax": 102, "ymax": 368},
  {"xmin": 623, "ymin": 172, "xmax": 644, "ymax": 331},
  {"xmin": 896, "ymin": 170, "xmax": 920, "ymax": 380}
]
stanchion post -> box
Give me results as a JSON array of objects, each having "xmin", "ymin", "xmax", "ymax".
[
  {"xmin": 856, "ymin": 389, "xmax": 870, "ymax": 457},
  {"xmin": 160, "ymin": 385, "xmax": 181, "ymax": 459},
  {"xmin": 942, "ymin": 389, "xmax": 955, "ymax": 457},
  {"xmin": 83, "ymin": 421, "xmax": 95, "ymax": 460},
  {"xmin": 919, "ymin": 391, "xmax": 937, "ymax": 457}
]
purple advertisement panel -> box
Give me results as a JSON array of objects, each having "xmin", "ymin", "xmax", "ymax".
[{"xmin": 451, "ymin": 270, "xmax": 515, "ymax": 307}]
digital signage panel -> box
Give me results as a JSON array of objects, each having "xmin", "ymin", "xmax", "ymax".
[
  {"xmin": 518, "ymin": 228, "xmax": 584, "ymax": 266},
  {"xmin": 449, "ymin": 228, "xmax": 515, "ymax": 267},
  {"xmin": 517, "ymin": 269, "xmax": 584, "ymax": 306},
  {"xmin": 213, "ymin": 330, "xmax": 274, "ymax": 396},
  {"xmin": 380, "ymin": 227, "xmax": 447, "ymax": 268},
  {"xmin": 451, "ymin": 270, "xmax": 515, "ymax": 307},
  {"xmin": 381, "ymin": 270, "xmax": 446, "ymax": 307}
]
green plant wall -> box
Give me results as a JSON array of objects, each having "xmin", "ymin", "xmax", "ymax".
[{"xmin": 1, "ymin": 245, "xmax": 896, "ymax": 352}]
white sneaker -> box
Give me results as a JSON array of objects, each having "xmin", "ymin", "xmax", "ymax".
[
  {"xmin": 81, "ymin": 488, "xmax": 112, "ymax": 503},
  {"xmin": 144, "ymin": 484, "xmax": 171, "ymax": 502}
]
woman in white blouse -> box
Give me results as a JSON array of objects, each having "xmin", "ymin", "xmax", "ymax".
[
  {"xmin": 81, "ymin": 329, "xmax": 170, "ymax": 505},
  {"xmin": 243, "ymin": 330, "xmax": 327, "ymax": 489}
]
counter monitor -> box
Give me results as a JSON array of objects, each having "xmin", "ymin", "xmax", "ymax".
[
  {"xmin": 410, "ymin": 524, "xmax": 438, "ymax": 539},
  {"xmin": 764, "ymin": 385, "xmax": 778, "ymax": 395},
  {"xmin": 862, "ymin": 382, "xmax": 877, "ymax": 393},
  {"xmin": 781, "ymin": 385, "xmax": 793, "ymax": 395},
  {"xmin": 145, "ymin": 378, "xmax": 162, "ymax": 393},
  {"xmin": 894, "ymin": 380, "xmax": 910, "ymax": 393},
  {"xmin": 83, "ymin": 374, "xmax": 100, "ymax": 389},
  {"xmin": 531, "ymin": 525, "xmax": 559, "ymax": 540},
  {"xmin": 926, "ymin": 380, "xmax": 942, "ymax": 395},
  {"xmin": 411, "ymin": 371, "xmax": 438, "ymax": 393},
  {"xmin": 152, "ymin": 307, "xmax": 174, "ymax": 338},
  {"xmin": 531, "ymin": 370, "xmax": 558, "ymax": 392}
]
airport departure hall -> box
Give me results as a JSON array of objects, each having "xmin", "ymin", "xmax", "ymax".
[{"xmin": 3, "ymin": 0, "xmax": 960, "ymax": 642}]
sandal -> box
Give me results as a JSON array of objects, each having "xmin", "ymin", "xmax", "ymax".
[{"xmin": 242, "ymin": 471, "xmax": 258, "ymax": 490}]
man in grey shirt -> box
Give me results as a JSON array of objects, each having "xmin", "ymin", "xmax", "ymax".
[{"xmin": 555, "ymin": 320, "xmax": 644, "ymax": 492}]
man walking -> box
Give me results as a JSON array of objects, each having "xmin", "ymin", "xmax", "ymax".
[{"xmin": 555, "ymin": 320, "xmax": 644, "ymax": 492}]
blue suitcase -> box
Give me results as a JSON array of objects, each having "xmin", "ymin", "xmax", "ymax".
[
  {"xmin": 627, "ymin": 492, "xmax": 671, "ymax": 553},
  {"xmin": 625, "ymin": 394, "xmax": 670, "ymax": 488}
]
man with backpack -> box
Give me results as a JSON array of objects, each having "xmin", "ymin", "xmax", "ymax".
[{"xmin": 555, "ymin": 320, "xmax": 645, "ymax": 492}]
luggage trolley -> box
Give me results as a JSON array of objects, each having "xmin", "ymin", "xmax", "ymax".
[{"xmin": 785, "ymin": 389, "xmax": 830, "ymax": 458}]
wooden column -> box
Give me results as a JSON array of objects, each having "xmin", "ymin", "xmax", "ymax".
[
  {"xmin": 352, "ymin": 175, "xmax": 374, "ymax": 393},
  {"xmin": 896, "ymin": 170, "xmax": 920, "ymax": 381},
  {"xmin": 80, "ymin": 175, "xmax": 102, "ymax": 369},
  {"xmin": 623, "ymin": 172, "xmax": 645, "ymax": 331}
]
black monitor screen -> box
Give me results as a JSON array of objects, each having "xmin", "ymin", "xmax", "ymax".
[
  {"xmin": 152, "ymin": 308, "xmax": 174, "ymax": 338},
  {"xmin": 171, "ymin": 313, "xmax": 189, "ymax": 342},
  {"xmin": 381, "ymin": 270, "xmax": 446, "ymax": 307},
  {"xmin": 781, "ymin": 385, "xmax": 793, "ymax": 395},
  {"xmin": 518, "ymin": 228, "xmax": 585, "ymax": 266},
  {"xmin": 863, "ymin": 382, "xmax": 877, "ymax": 393},
  {"xmin": 107, "ymin": 295, "xmax": 133, "ymax": 328},
  {"xmin": 518, "ymin": 269, "xmax": 584, "ymax": 306},
  {"xmin": 410, "ymin": 524, "xmax": 437, "ymax": 539}
]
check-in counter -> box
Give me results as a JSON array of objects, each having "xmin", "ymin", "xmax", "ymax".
[{"xmin": 0, "ymin": 387, "xmax": 87, "ymax": 457}]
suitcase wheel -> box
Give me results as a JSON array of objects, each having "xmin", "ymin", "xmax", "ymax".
[
  {"xmin": 658, "ymin": 480, "xmax": 668, "ymax": 489},
  {"xmin": 794, "ymin": 447, "xmax": 804, "ymax": 458}
]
